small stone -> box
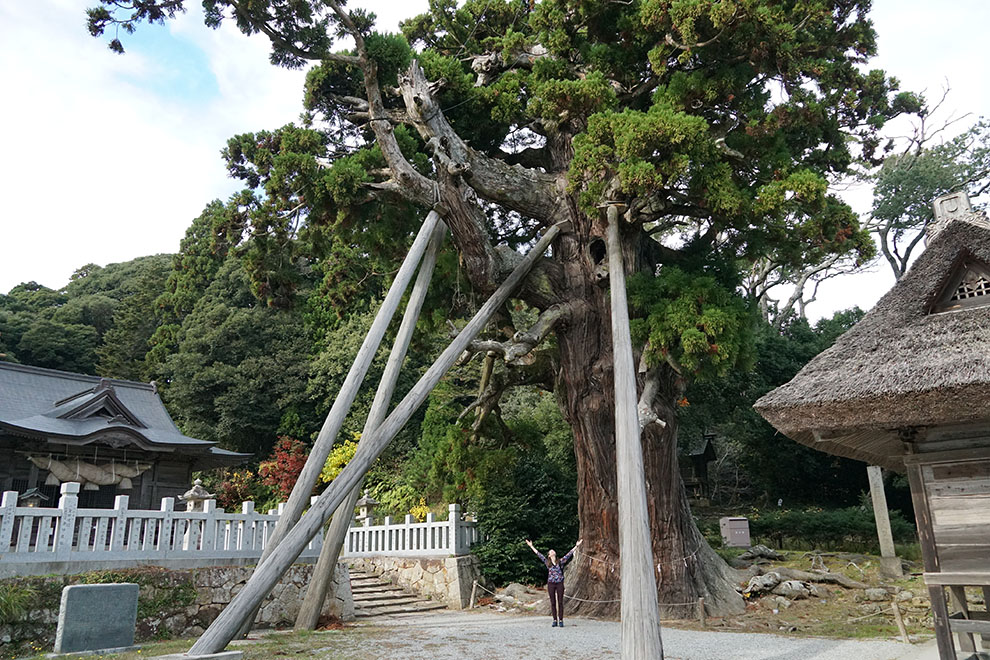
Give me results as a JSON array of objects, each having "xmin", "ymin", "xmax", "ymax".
[
  {"xmin": 807, "ymin": 584, "xmax": 828, "ymax": 598},
  {"xmin": 772, "ymin": 580, "xmax": 810, "ymax": 600},
  {"xmin": 864, "ymin": 588, "xmax": 890, "ymax": 602},
  {"xmin": 773, "ymin": 596, "xmax": 793, "ymax": 609},
  {"xmin": 895, "ymin": 590, "xmax": 914, "ymax": 602}
]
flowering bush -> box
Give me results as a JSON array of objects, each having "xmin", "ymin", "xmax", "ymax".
[
  {"xmin": 258, "ymin": 436, "xmax": 310, "ymax": 500},
  {"xmin": 319, "ymin": 434, "xmax": 360, "ymax": 484},
  {"xmin": 211, "ymin": 469, "xmax": 271, "ymax": 510}
]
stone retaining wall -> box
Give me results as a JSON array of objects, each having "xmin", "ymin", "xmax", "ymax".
[
  {"xmin": 0, "ymin": 563, "xmax": 352, "ymax": 658},
  {"xmin": 344, "ymin": 554, "xmax": 481, "ymax": 609}
]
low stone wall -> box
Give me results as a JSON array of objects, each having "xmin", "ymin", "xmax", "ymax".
[
  {"xmin": 0, "ymin": 563, "xmax": 352, "ymax": 658},
  {"xmin": 344, "ymin": 554, "xmax": 481, "ymax": 609}
]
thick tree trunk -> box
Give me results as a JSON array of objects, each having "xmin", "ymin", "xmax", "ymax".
[{"xmin": 552, "ymin": 213, "xmax": 744, "ymax": 619}]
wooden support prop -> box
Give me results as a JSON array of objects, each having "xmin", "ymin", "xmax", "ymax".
[
  {"xmin": 697, "ymin": 598, "xmax": 706, "ymax": 628},
  {"xmin": 867, "ymin": 465, "xmax": 902, "ymax": 577},
  {"xmin": 295, "ymin": 220, "xmax": 447, "ymax": 630},
  {"xmin": 470, "ymin": 580, "xmax": 478, "ymax": 609},
  {"xmin": 606, "ymin": 204, "xmax": 664, "ymax": 660},
  {"xmin": 891, "ymin": 601, "xmax": 910, "ymax": 644},
  {"xmin": 188, "ymin": 221, "xmax": 566, "ymax": 656},
  {"xmin": 232, "ymin": 210, "xmax": 443, "ymax": 637}
]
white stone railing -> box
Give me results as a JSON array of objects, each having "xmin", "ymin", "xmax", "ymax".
[
  {"xmin": 0, "ymin": 483, "xmax": 479, "ymax": 577},
  {"xmin": 345, "ymin": 504, "xmax": 479, "ymax": 557}
]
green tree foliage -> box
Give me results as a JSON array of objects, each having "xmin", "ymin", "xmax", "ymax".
[
  {"xmin": 679, "ymin": 308, "xmax": 869, "ymax": 505},
  {"xmin": 1, "ymin": 257, "xmax": 174, "ymax": 377},
  {"xmin": 160, "ymin": 257, "xmax": 316, "ymax": 455},
  {"xmin": 871, "ymin": 119, "xmax": 990, "ymax": 278},
  {"xmin": 147, "ymin": 200, "xmax": 243, "ymax": 371},
  {"xmin": 96, "ymin": 255, "xmax": 172, "ymax": 380}
]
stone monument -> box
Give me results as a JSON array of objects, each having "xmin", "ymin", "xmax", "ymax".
[{"xmin": 53, "ymin": 583, "xmax": 139, "ymax": 654}]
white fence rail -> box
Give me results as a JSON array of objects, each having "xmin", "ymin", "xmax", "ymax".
[
  {"xmin": 0, "ymin": 483, "xmax": 479, "ymax": 577},
  {"xmin": 345, "ymin": 506, "xmax": 480, "ymax": 558}
]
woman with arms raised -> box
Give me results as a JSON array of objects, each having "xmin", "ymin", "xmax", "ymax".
[{"xmin": 525, "ymin": 538, "xmax": 582, "ymax": 627}]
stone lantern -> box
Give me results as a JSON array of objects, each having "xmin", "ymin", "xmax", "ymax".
[
  {"xmin": 18, "ymin": 487, "xmax": 49, "ymax": 508},
  {"xmin": 178, "ymin": 478, "xmax": 215, "ymax": 512},
  {"xmin": 354, "ymin": 489, "xmax": 378, "ymax": 525}
]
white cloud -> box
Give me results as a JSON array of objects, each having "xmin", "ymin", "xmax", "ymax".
[{"xmin": 0, "ymin": 0, "xmax": 305, "ymax": 292}]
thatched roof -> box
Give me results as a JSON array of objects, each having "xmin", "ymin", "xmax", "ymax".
[{"xmin": 755, "ymin": 211, "xmax": 990, "ymax": 470}]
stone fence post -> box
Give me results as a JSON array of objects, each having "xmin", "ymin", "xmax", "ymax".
[
  {"xmin": 109, "ymin": 495, "xmax": 129, "ymax": 553},
  {"xmin": 54, "ymin": 482, "xmax": 80, "ymax": 561},
  {"xmin": 448, "ymin": 503, "xmax": 462, "ymax": 555},
  {"xmin": 159, "ymin": 497, "xmax": 175, "ymax": 555},
  {"xmin": 0, "ymin": 491, "xmax": 17, "ymax": 553}
]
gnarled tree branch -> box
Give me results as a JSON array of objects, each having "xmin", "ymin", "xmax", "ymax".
[{"xmin": 399, "ymin": 60, "xmax": 562, "ymax": 222}]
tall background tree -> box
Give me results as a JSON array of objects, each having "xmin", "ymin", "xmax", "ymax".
[
  {"xmin": 88, "ymin": 0, "xmax": 920, "ymax": 616},
  {"xmin": 869, "ymin": 117, "xmax": 990, "ymax": 279}
]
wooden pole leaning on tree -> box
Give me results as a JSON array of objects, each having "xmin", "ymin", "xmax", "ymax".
[
  {"xmin": 231, "ymin": 209, "xmax": 444, "ymax": 638},
  {"xmin": 294, "ymin": 221, "xmax": 447, "ymax": 630},
  {"xmin": 187, "ymin": 221, "xmax": 567, "ymax": 656},
  {"xmin": 606, "ymin": 203, "xmax": 664, "ymax": 660}
]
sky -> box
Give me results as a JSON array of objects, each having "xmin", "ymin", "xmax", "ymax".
[{"xmin": 0, "ymin": 0, "xmax": 987, "ymax": 321}]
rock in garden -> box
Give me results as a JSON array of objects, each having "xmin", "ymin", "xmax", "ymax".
[
  {"xmin": 772, "ymin": 580, "xmax": 810, "ymax": 600},
  {"xmin": 744, "ymin": 572, "xmax": 781, "ymax": 596},
  {"xmin": 895, "ymin": 590, "xmax": 914, "ymax": 602},
  {"xmin": 503, "ymin": 583, "xmax": 530, "ymax": 600},
  {"xmin": 738, "ymin": 545, "xmax": 784, "ymax": 561},
  {"xmin": 864, "ymin": 588, "xmax": 890, "ymax": 602},
  {"xmin": 808, "ymin": 584, "xmax": 828, "ymax": 598}
]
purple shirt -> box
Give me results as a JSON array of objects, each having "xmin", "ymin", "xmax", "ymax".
[{"xmin": 536, "ymin": 549, "xmax": 574, "ymax": 583}]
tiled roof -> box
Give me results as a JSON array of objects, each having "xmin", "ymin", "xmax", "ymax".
[{"xmin": 0, "ymin": 362, "xmax": 249, "ymax": 464}]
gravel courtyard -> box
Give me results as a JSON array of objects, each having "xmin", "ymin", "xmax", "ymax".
[{"xmin": 267, "ymin": 610, "xmax": 939, "ymax": 660}]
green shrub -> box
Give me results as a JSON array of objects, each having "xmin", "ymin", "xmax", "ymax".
[
  {"xmin": 0, "ymin": 582, "xmax": 36, "ymax": 624},
  {"xmin": 746, "ymin": 505, "xmax": 916, "ymax": 551}
]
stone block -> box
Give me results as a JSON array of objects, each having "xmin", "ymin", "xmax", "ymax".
[
  {"xmin": 54, "ymin": 583, "xmax": 139, "ymax": 654},
  {"xmin": 149, "ymin": 651, "xmax": 242, "ymax": 660}
]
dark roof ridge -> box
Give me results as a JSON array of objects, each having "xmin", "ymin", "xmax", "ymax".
[{"xmin": 0, "ymin": 361, "xmax": 155, "ymax": 392}]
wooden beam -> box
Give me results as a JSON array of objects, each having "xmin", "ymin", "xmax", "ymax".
[
  {"xmin": 187, "ymin": 221, "xmax": 566, "ymax": 656},
  {"xmin": 924, "ymin": 573, "xmax": 990, "ymax": 587},
  {"xmin": 606, "ymin": 204, "xmax": 664, "ymax": 660},
  {"xmin": 866, "ymin": 465, "xmax": 901, "ymax": 577},
  {"xmin": 294, "ymin": 220, "xmax": 447, "ymax": 630}
]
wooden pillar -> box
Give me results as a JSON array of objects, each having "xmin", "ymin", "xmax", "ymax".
[
  {"xmin": 906, "ymin": 463, "xmax": 955, "ymax": 660},
  {"xmin": 294, "ymin": 220, "xmax": 446, "ymax": 630},
  {"xmin": 606, "ymin": 204, "xmax": 664, "ymax": 660},
  {"xmin": 187, "ymin": 221, "xmax": 566, "ymax": 656},
  {"xmin": 866, "ymin": 465, "xmax": 902, "ymax": 577}
]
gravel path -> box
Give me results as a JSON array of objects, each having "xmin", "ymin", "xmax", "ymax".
[{"xmin": 335, "ymin": 610, "xmax": 933, "ymax": 660}]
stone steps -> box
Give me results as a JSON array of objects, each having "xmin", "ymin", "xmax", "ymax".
[{"xmin": 348, "ymin": 570, "xmax": 447, "ymax": 619}]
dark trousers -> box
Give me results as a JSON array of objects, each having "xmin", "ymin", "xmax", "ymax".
[{"xmin": 547, "ymin": 581, "xmax": 565, "ymax": 620}]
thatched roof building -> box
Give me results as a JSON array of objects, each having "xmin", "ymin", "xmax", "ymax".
[{"xmin": 755, "ymin": 193, "xmax": 990, "ymax": 471}]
